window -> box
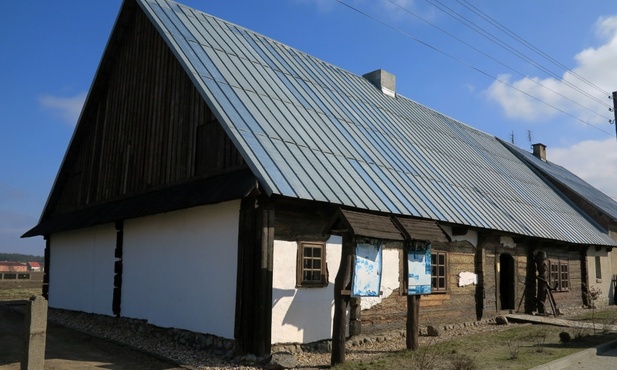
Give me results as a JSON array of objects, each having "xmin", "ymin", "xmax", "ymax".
[
  {"xmin": 595, "ymin": 256, "xmax": 602, "ymax": 280},
  {"xmin": 549, "ymin": 259, "xmax": 569, "ymax": 291},
  {"xmin": 297, "ymin": 242, "xmax": 327, "ymax": 287},
  {"xmin": 431, "ymin": 251, "xmax": 447, "ymax": 292}
]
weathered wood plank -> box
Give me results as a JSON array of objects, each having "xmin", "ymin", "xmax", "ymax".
[
  {"xmin": 48, "ymin": 7, "xmax": 246, "ymax": 216},
  {"xmin": 331, "ymin": 235, "xmax": 353, "ymax": 365}
]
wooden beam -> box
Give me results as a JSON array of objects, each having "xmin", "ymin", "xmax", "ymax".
[
  {"xmin": 349, "ymin": 297, "xmax": 362, "ymax": 337},
  {"xmin": 256, "ymin": 200, "xmax": 274, "ymax": 356},
  {"xmin": 406, "ymin": 295, "xmax": 420, "ymax": 350},
  {"xmin": 331, "ymin": 235, "xmax": 354, "ymax": 365},
  {"xmin": 234, "ymin": 197, "xmax": 257, "ymax": 354}
]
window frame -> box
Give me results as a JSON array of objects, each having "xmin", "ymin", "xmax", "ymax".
[
  {"xmin": 595, "ymin": 255, "xmax": 602, "ymax": 281},
  {"xmin": 548, "ymin": 259, "xmax": 569, "ymax": 291},
  {"xmin": 296, "ymin": 241, "xmax": 328, "ymax": 288},
  {"xmin": 431, "ymin": 251, "xmax": 448, "ymax": 293}
]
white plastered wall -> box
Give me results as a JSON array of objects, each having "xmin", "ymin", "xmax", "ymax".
[
  {"xmin": 122, "ymin": 200, "xmax": 240, "ymax": 339},
  {"xmin": 587, "ymin": 247, "xmax": 614, "ymax": 306},
  {"xmin": 271, "ymin": 236, "xmax": 341, "ymax": 344},
  {"xmin": 360, "ymin": 248, "xmax": 399, "ymax": 310},
  {"xmin": 49, "ymin": 223, "xmax": 116, "ymax": 316},
  {"xmin": 271, "ymin": 238, "xmax": 401, "ymax": 344},
  {"xmin": 440, "ymin": 225, "xmax": 478, "ymax": 247}
]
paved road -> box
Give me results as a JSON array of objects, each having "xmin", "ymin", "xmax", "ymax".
[
  {"xmin": 510, "ymin": 313, "xmax": 617, "ymax": 370},
  {"xmin": 0, "ymin": 304, "xmax": 186, "ymax": 370},
  {"xmin": 561, "ymin": 346, "xmax": 617, "ymax": 369}
]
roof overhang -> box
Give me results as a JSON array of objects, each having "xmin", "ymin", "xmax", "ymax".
[
  {"xmin": 325, "ymin": 208, "xmax": 450, "ymax": 243},
  {"xmin": 23, "ymin": 169, "xmax": 257, "ymax": 238}
]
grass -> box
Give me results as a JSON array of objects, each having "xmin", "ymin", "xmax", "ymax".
[
  {"xmin": 0, "ymin": 286, "xmax": 42, "ymax": 301},
  {"xmin": 334, "ymin": 309, "xmax": 617, "ymax": 370}
]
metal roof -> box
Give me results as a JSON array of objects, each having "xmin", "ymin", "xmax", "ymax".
[
  {"xmin": 138, "ymin": 0, "xmax": 616, "ymax": 246},
  {"xmin": 504, "ymin": 141, "xmax": 617, "ymax": 222}
]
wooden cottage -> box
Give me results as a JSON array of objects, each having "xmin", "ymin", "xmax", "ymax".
[
  {"xmin": 24, "ymin": 0, "xmax": 617, "ymax": 360},
  {"xmin": 505, "ymin": 142, "xmax": 617, "ymax": 306}
]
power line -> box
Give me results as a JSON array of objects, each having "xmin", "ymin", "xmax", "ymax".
[
  {"xmin": 423, "ymin": 0, "xmax": 613, "ymax": 110},
  {"xmin": 456, "ymin": 0, "xmax": 611, "ymax": 98},
  {"xmin": 384, "ymin": 0, "xmax": 612, "ymax": 123},
  {"xmin": 333, "ymin": 0, "xmax": 614, "ymax": 137}
]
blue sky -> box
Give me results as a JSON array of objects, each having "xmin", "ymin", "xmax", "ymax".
[{"xmin": 2, "ymin": 0, "xmax": 617, "ymax": 255}]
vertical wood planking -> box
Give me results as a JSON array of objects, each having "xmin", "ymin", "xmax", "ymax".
[{"xmin": 49, "ymin": 6, "xmax": 245, "ymax": 215}]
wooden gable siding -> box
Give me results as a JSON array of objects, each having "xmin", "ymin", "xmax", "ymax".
[{"xmin": 48, "ymin": 6, "xmax": 244, "ymax": 216}]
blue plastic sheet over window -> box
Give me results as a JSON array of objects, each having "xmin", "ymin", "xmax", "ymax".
[
  {"xmin": 408, "ymin": 244, "xmax": 432, "ymax": 295},
  {"xmin": 352, "ymin": 242, "xmax": 383, "ymax": 297}
]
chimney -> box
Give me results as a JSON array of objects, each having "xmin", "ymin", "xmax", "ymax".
[
  {"xmin": 363, "ymin": 69, "xmax": 396, "ymax": 98},
  {"xmin": 532, "ymin": 143, "xmax": 547, "ymax": 161}
]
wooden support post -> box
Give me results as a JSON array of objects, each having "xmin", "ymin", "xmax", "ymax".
[
  {"xmin": 475, "ymin": 243, "xmax": 485, "ymax": 320},
  {"xmin": 406, "ymin": 295, "xmax": 420, "ymax": 350},
  {"xmin": 331, "ymin": 236, "xmax": 354, "ymax": 366},
  {"xmin": 42, "ymin": 237, "xmax": 50, "ymax": 300},
  {"xmin": 234, "ymin": 196, "xmax": 274, "ymax": 357},
  {"xmin": 612, "ymin": 91, "xmax": 617, "ymax": 138},
  {"xmin": 349, "ymin": 297, "xmax": 361, "ymax": 337},
  {"xmin": 256, "ymin": 202, "xmax": 274, "ymax": 357}
]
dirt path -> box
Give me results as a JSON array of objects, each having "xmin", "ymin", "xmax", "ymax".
[{"xmin": 0, "ymin": 303, "xmax": 187, "ymax": 370}]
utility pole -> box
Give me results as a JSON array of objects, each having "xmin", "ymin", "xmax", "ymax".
[{"xmin": 613, "ymin": 91, "xmax": 617, "ymax": 138}]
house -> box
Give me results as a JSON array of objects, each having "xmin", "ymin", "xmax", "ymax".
[
  {"xmin": 23, "ymin": 0, "xmax": 617, "ymax": 359},
  {"xmin": 27, "ymin": 262, "xmax": 42, "ymax": 272},
  {"xmin": 0, "ymin": 261, "xmax": 27, "ymax": 273},
  {"xmin": 504, "ymin": 141, "xmax": 617, "ymax": 305}
]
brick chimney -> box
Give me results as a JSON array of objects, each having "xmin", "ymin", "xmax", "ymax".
[
  {"xmin": 532, "ymin": 143, "xmax": 547, "ymax": 161},
  {"xmin": 363, "ymin": 69, "xmax": 396, "ymax": 98}
]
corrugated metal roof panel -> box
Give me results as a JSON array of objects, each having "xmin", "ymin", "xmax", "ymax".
[
  {"xmin": 139, "ymin": 0, "xmax": 616, "ymax": 246},
  {"xmin": 504, "ymin": 141, "xmax": 617, "ymax": 222}
]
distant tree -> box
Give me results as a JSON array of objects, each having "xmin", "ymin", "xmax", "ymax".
[{"xmin": 0, "ymin": 253, "xmax": 44, "ymax": 263}]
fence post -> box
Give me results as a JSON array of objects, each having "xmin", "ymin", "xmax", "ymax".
[{"xmin": 21, "ymin": 295, "xmax": 47, "ymax": 370}]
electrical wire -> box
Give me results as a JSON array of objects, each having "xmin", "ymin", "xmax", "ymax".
[
  {"xmin": 456, "ymin": 0, "xmax": 611, "ymax": 98},
  {"xmin": 385, "ymin": 0, "xmax": 612, "ymax": 123},
  {"xmin": 335, "ymin": 0, "xmax": 613, "ymax": 136},
  {"xmin": 333, "ymin": 0, "xmax": 614, "ymax": 136},
  {"xmin": 423, "ymin": 0, "xmax": 613, "ymax": 110}
]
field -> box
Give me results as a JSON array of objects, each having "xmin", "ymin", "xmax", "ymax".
[
  {"xmin": 0, "ymin": 286, "xmax": 43, "ymax": 301},
  {"xmin": 0, "ymin": 275, "xmax": 43, "ymax": 302}
]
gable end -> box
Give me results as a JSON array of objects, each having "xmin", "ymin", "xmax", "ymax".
[{"xmin": 43, "ymin": 2, "xmax": 246, "ymax": 220}]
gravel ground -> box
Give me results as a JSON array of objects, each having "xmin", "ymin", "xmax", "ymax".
[
  {"xmin": 43, "ymin": 305, "xmax": 614, "ymax": 369},
  {"xmin": 44, "ymin": 308, "xmax": 518, "ymax": 369}
]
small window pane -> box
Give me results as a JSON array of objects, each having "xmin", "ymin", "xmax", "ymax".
[
  {"xmin": 298, "ymin": 242, "xmax": 327, "ymax": 287},
  {"xmin": 431, "ymin": 252, "xmax": 447, "ymax": 292}
]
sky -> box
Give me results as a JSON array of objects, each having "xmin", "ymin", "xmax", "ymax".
[{"xmin": 2, "ymin": 0, "xmax": 617, "ymax": 256}]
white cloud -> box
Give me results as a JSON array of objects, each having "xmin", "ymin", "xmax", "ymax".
[
  {"xmin": 486, "ymin": 14, "xmax": 617, "ymax": 125},
  {"xmin": 548, "ymin": 138, "xmax": 617, "ymax": 198},
  {"xmin": 39, "ymin": 91, "xmax": 87, "ymax": 126}
]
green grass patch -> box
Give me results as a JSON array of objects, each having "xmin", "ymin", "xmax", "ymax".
[
  {"xmin": 334, "ymin": 324, "xmax": 617, "ymax": 370},
  {"xmin": 0, "ymin": 287, "xmax": 42, "ymax": 301}
]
